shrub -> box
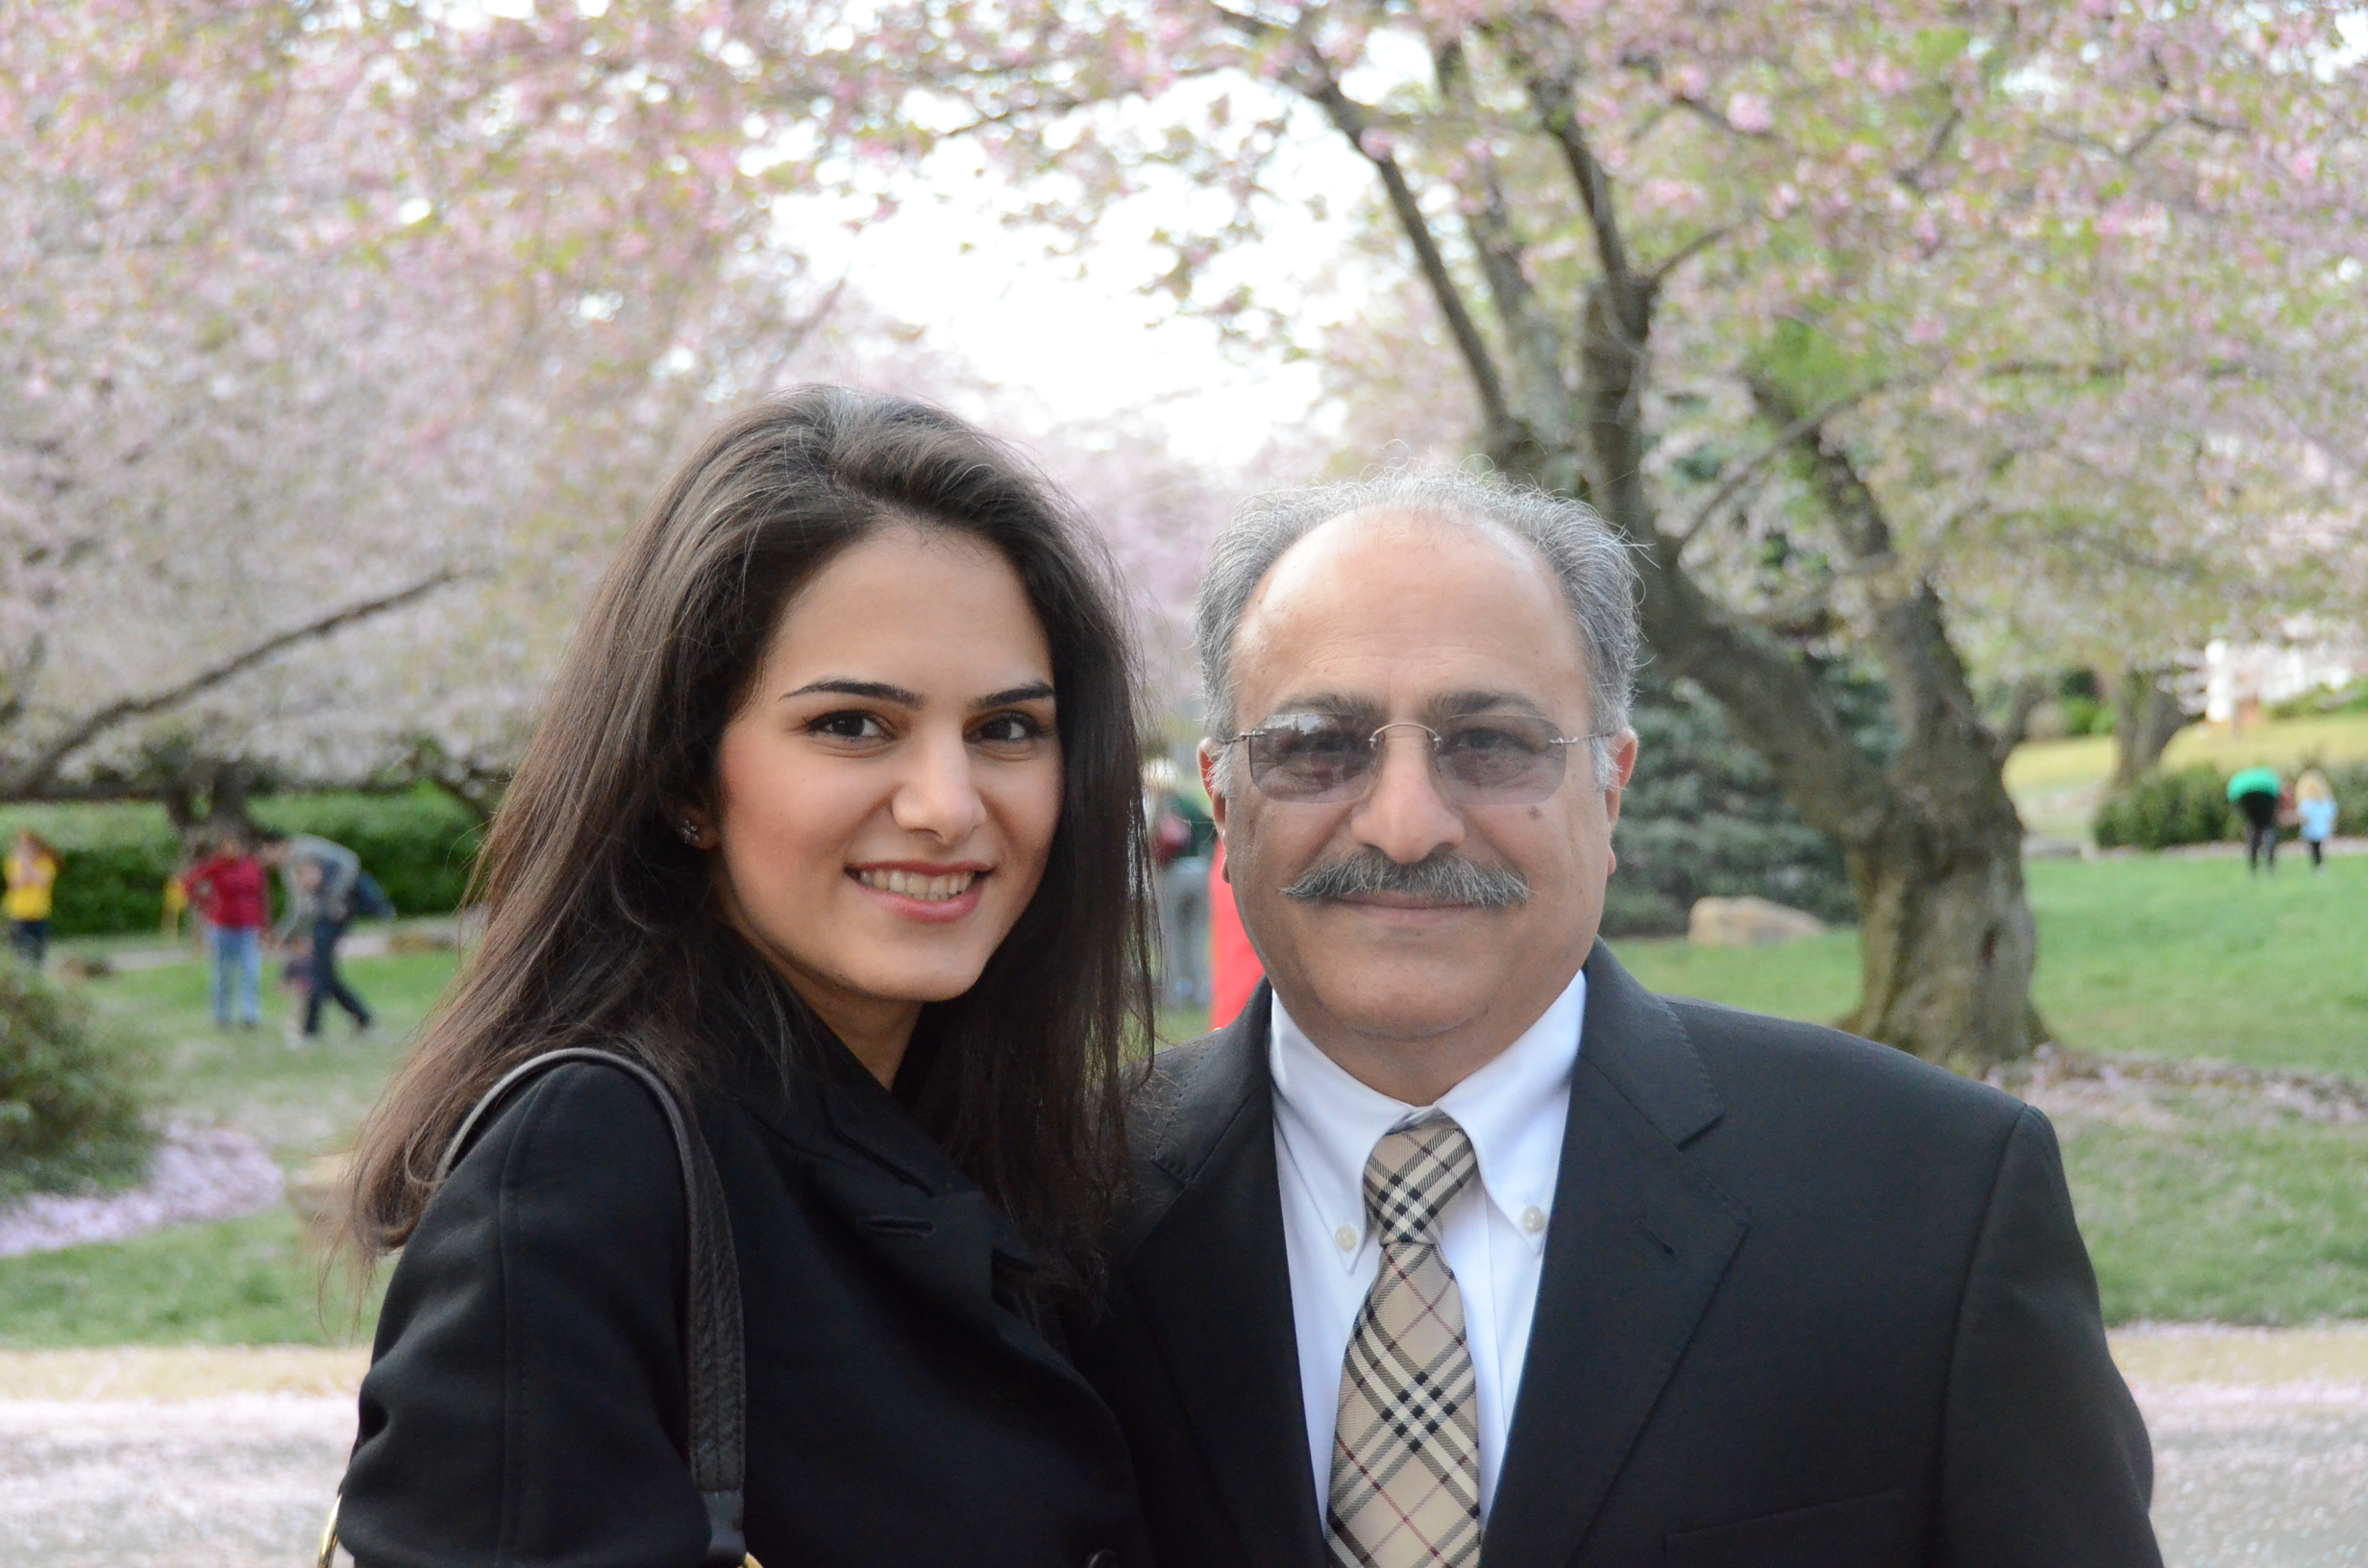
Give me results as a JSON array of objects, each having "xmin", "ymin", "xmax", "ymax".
[
  {"xmin": 2093, "ymin": 766, "xmax": 2236, "ymax": 850},
  {"xmin": 2059, "ymin": 696, "xmax": 2112, "ymax": 737},
  {"xmin": 0, "ymin": 788, "xmax": 483, "ymax": 937},
  {"xmin": 0, "ymin": 962, "xmax": 152, "ymax": 1200}
]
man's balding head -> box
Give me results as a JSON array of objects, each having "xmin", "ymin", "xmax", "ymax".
[{"xmin": 1196, "ymin": 480, "xmax": 1641, "ymax": 1103}]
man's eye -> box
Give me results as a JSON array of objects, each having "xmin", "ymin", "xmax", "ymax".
[
  {"xmin": 808, "ymin": 711, "xmax": 889, "ymax": 743},
  {"xmin": 1270, "ymin": 723, "xmax": 1363, "ymax": 757},
  {"xmin": 1447, "ymin": 724, "xmax": 1538, "ymax": 755}
]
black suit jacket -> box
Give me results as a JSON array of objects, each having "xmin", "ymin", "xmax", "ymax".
[
  {"xmin": 340, "ymin": 1029, "xmax": 1146, "ymax": 1568},
  {"xmin": 1073, "ymin": 943, "xmax": 2159, "ymax": 1568}
]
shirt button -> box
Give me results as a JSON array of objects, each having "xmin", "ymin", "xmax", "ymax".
[
  {"xmin": 1334, "ymin": 1224, "xmax": 1358, "ymax": 1251},
  {"xmin": 1520, "ymin": 1206, "xmax": 1547, "ymax": 1234}
]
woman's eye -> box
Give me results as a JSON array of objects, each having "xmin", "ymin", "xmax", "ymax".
[
  {"xmin": 972, "ymin": 713, "xmax": 1047, "ymax": 749},
  {"xmin": 807, "ymin": 711, "xmax": 889, "ymax": 744}
]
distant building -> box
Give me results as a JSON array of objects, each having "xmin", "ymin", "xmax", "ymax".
[{"xmin": 2202, "ymin": 624, "xmax": 2367, "ymax": 725}]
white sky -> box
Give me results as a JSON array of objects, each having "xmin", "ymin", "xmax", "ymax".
[{"xmin": 794, "ymin": 134, "xmax": 1378, "ymax": 466}]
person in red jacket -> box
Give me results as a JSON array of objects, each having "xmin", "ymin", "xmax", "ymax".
[
  {"xmin": 182, "ymin": 830, "xmax": 270, "ymax": 1028},
  {"xmin": 1206, "ymin": 841, "xmax": 1265, "ymax": 1030}
]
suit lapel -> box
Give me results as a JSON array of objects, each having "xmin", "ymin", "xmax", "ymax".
[
  {"xmin": 1123, "ymin": 997, "xmax": 1327, "ymax": 1568},
  {"xmin": 1482, "ymin": 943, "xmax": 1750, "ymax": 1568}
]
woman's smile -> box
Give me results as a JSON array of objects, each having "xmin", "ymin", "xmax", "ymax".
[{"xmin": 849, "ymin": 861, "xmax": 991, "ymax": 920}]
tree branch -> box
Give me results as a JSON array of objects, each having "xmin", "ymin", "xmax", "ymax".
[
  {"xmin": 2, "ymin": 571, "xmax": 456, "ymax": 798},
  {"xmin": 1432, "ymin": 40, "xmax": 1566, "ymax": 437},
  {"xmin": 1300, "ymin": 67, "xmax": 1516, "ymax": 441},
  {"xmin": 1675, "ymin": 382, "xmax": 1887, "ymax": 546},
  {"xmin": 1525, "ymin": 67, "xmax": 1638, "ymax": 300},
  {"xmin": 1645, "ymin": 220, "xmax": 1742, "ymax": 286}
]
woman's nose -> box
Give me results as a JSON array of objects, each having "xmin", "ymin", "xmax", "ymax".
[{"xmin": 890, "ymin": 730, "xmax": 989, "ymax": 843}]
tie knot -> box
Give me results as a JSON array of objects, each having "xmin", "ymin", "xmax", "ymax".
[{"xmin": 1362, "ymin": 1114, "xmax": 1478, "ymax": 1249}]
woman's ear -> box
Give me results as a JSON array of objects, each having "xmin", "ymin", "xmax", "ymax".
[{"xmin": 672, "ymin": 806, "xmax": 717, "ymax": 849}]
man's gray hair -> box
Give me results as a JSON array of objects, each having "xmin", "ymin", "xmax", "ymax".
[{"xmin": 1194, "ymin": 470, "xmax": 1642, "ymax": 782}]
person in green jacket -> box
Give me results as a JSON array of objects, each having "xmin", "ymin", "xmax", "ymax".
[{"xmin": 2227, "ymin": 765, "xmax": 2283, "ymax": 874}]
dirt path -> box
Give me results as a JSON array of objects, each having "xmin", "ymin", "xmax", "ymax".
[{"xmin": 0, "ymin": 1335, "xmax": 2360, "ymax": 1566}]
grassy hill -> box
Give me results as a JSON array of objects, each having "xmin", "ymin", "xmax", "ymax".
[{"xmin": 2008, "ymin": 711, "xmax": 2368, "ymax": 840}]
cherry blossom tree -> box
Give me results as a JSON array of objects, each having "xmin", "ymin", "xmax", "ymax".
[
  {"xmin": 0, "ymin": 1, "xmax": 825, "ymax": 817},
  {"xmin": 736, "ymin": 0, "xmax": 2368, "ymax": 1067}
]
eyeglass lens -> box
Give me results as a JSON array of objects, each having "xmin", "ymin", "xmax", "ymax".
[{"xmin": 1245, "ymin": 715, "xmax": 1572, "ymax": 803}]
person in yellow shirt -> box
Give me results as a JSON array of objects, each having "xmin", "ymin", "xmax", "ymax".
[{"xmin": 4, "ymin": 830, "xmax": 60, "ymax": 968}]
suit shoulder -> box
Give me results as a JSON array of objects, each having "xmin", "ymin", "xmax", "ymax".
[
  {"xmin": 1660, "ymin": 994, "xmax": 2028, "ymax": 1134},
  {"xmin": 1107, "ymin": 1030, "xmax": 1263, "ymax": 1262},
  {"xmin": 1124, "ymin": 1030, "xmax": 1253, "ymax": 1165}
]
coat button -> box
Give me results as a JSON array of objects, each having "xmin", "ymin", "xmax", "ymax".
[{"xmin": 1084, "ymin": 1553, "xmax": 1118, "ymax": 1568}]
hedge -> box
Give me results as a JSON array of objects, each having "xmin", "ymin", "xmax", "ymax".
[
  {"xmin": 0, "ymin": 790, "xmax": 482, "ymax": 938},
  {"xmin": 2092, "ymin": 761, "xmax": 2368, "ymax": 850}
]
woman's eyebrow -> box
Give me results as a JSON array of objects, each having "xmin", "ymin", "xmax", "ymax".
[
  {"xmin": 778, "ymin": 678, "xmax": 925, "ymax": 705},
  {"xmin": 970, "ymin": 682, "xmax": 1056, "ymax": 712}
]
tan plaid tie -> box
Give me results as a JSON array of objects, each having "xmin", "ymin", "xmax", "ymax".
[{"xmin": 1326, "ymin": 1114, "xmax": 1483, "ymax": 1568}]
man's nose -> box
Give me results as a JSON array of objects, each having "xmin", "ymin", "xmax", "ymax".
[
  {"xmin": 890, "ymin": 730, "xmax": 988, "ymax": 843},
  {"xmin": 1347, "ymin": 728, "xmax": 1464, "ymax": 864}
]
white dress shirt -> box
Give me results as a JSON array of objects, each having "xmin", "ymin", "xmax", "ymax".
[{"xmin": 1270, "ymin": 968, "xmax": 1585, "ymax": 1524}]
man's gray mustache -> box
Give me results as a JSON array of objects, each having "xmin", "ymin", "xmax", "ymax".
[{"xmin": 1281, "ymin": 848, "xmax": 1531, "ymax": 908}]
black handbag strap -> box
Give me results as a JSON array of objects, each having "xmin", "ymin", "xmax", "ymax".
[{"xmin": 440, "ymin": 1047, "xmax": 751, "ymax": 1568}]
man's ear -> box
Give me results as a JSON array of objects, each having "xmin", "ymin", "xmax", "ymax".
[
  {"xmin": 1602, "ymin": 730, "xmax": 1640, "ymax": 828},
  {"xmin": 1198, "ymin": 737, "xmax": 1229, "ymax": 843}
]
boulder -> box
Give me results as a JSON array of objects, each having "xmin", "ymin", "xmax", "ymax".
[{"xmin": 1688, "ymin": 895, "xmax": 1826, "ymax": 947}]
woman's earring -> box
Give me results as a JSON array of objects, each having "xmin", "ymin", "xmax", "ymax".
[{"xmin": 678, "ymin": 820, "xmax": 704, "ymax": 846}]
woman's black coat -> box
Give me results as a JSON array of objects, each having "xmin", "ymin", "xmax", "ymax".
[{"xmin": 337, "ymin": 1028, "xmax": 1147, "ymax": 1568}]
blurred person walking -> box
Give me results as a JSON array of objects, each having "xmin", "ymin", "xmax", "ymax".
[
  {"xmin": 259, "ymin": 830, "xmax": 375, "ymax": 1040},
  {"xmin": 183, "ymin": 831, "xmax": 269, "ymax": 1028},
  {"xmin": 2296, "ymin": 769, "xmax": 2339, "ymax": 871},
  {"xmin": 2228, "ymin": 765, "xmax": 2283, "ymax": 874},
  {"xmin": 3, "ymin": 830, "xmax": 60, "ymax": 968}
]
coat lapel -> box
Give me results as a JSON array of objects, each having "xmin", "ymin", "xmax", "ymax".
[
  {"xmin": 735, "ymin": 1040, "xmax": 1097, "ymax": 1399},
  {"xmin": 1482, "ymin": 943, "xmax": 1750, "ymax": 1568},
  {"xmin": 1122, "ymin": 996, "xmax": 1327, "ymax": 1568}
]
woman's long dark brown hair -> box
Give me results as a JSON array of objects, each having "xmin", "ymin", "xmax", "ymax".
[{"xmin": 343, "ymin": 387, "xmax": 1153, "ymax": 1291}]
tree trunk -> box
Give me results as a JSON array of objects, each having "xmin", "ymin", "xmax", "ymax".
[
  {"xmin": 2109, "ymin": 664, "xmax": 2191, "ymax": 787},
  {"xmin": 1842, "ymin": 796, "xmax": 2042, "ymax": 1070}
]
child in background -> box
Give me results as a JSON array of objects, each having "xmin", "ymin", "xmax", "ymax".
[
  {"xmin": 2296, "ymin": 769, "xmax": 2339, "ymax": 872},
  {"xmin": 3, "ymin": 830, "xmax": 60, "ymax": 968},
  {"xmin": 182, "ymin": 830, "xmax": 270, "ymax": 1027}
]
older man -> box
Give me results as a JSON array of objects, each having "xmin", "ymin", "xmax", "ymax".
[{"xmin": 1074, "ymin": 475, "xmax": 2158, "ymax": 1568}]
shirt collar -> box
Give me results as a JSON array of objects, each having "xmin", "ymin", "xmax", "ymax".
[{"xmin": 1270, "ymin": 968, "xmax": 1585, "ymax": 1269}]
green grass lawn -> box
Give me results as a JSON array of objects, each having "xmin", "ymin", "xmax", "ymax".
[
  {"xmin": 1613, "ymin": 853, "xmax": 2368, "ymax": 1078},
  {"xmin": 84, "ymin": 945, "xmax": 461, "ymax": 1159},
  {"xmin": 0, "ymin": 943, "xmax": 456, "ymax": 1348},
  {"xmin": 1613, "ymin": 852, "xmax": 2368, "ymax": 1324},
  {"xmin": 2063, "ymin": 1112, "xmax": 2368, "ymax": 1325},
  {"xmin": 0, "ymin": 1208, "xmax": 384, "ymax": 1347},
  {"xmin": 8, "ymin": 855, "xmax": 2365, "ymax": 1340}
]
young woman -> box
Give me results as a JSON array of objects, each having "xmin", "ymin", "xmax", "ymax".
[{"xmin": 334, "ymin": 389, "xmax": 1154, "ymax": 1567}]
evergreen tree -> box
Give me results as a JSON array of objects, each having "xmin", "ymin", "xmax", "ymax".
[{"xmin": 1607, "ymin": 661, "xmax": 1893, "ymax": 937}]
